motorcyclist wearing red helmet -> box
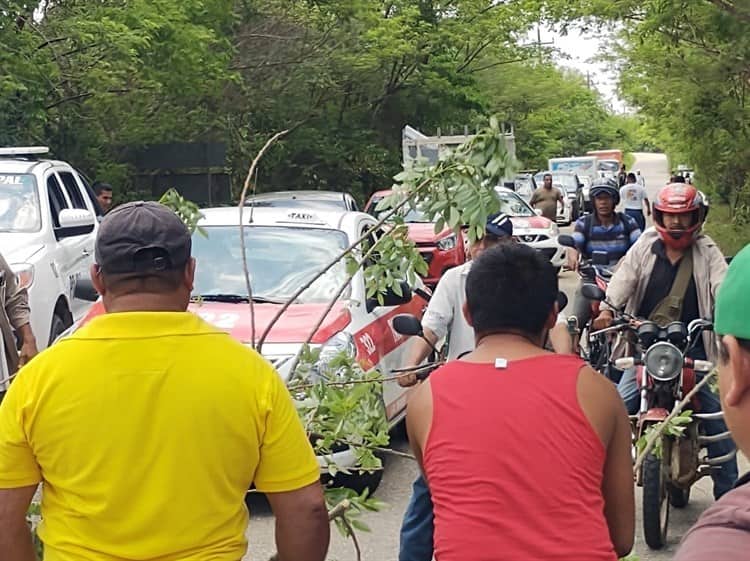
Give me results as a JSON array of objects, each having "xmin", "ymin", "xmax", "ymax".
[
  {"xmin": 652, "ymin": 183, "xmax": 707, "ymax": 250},
  {"xmin": 594, "ymin": 183, "xmax": 738, "ymax": 499}
]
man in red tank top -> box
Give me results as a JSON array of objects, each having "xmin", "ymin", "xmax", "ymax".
[{"xmin": 406, "ymin": 243, "xmax": 634, "ymax": 561}]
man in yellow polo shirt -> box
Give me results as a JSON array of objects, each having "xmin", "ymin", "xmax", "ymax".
[{"xmin": 0, "ymin": 201, "xmax": 329, "ymax": 561}]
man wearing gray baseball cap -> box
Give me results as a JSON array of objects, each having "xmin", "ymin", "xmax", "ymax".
[{"xmin": 0, "ymin": 201, "xmax": 329, "ymax": 561}]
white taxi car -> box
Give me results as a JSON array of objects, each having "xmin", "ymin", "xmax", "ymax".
[
  {"xmin": 74, "ymin": 206, "xmax": 427, "ymax": 490},
  {"xmin": 0, "ymin": 147, "xmax": 99, "ymax": 355},
  {"xmin": 495, "ymin": 187, "xmax": 566, "ymax": 272}
]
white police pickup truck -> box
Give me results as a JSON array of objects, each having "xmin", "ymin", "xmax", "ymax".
[{"xmin": 0, "ymin": 147, "xmax": 99, "ymax": 349}]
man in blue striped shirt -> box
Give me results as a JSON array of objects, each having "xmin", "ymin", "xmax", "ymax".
[{"xmin": 568, "ymin": 181, "xmax": 642, "ymax": 328}]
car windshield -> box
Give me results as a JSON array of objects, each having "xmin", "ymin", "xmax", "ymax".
[
  {"xmin": 192, "ymin": 225, "xmax": 350, "ymax": 304},
  {"xmin": 514, "ymin": 179, "xmax": 534, "ymax": 199},
  {"xmin": 535, "ymin": 173, "xmax": 578, "ymax": 193},
  {"xmin": 366, "ymin": 196, "xmax": 430, "ymax": 223},
  {"xmin": 598, "ymin": 161, "xmax": 620, "ymax": 172},
  {"xmin": 246, "ymin": 197, "xmax": 346, "ymax": 210},
  {"xmin": 0, "ymin": 174, "xmax": 41, "ymax": 233},
  {"xmin": 496, "ymin": 190, "xmax": 535, "ymax": 217}
]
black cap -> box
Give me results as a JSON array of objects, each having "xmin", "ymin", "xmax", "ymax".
[{"xmin": 95, "ymin": 201, "xmax": 191, "ymax": 275}]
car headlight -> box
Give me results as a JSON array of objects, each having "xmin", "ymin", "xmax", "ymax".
[
  {"xmin": 436, "ymin": 234, "xmax": 457, "ymax": 251},
  {"xmin": 644, "ymin": 342, "xmax": 683, "ymax": 381},
  {"xmin": 11, "ymin": 263, "xmax": 34, "ymax": 290},
  {"xmin": 317, "ymin": 332, "xmax": 357, "ymax": 378}
]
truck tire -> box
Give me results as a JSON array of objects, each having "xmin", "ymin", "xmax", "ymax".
[{"xmin": 48, "ymin": 313, "xmax": 69, "ymax": 346}]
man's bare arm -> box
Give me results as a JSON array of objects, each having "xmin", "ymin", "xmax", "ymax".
[
  {"xmin": 0, "ymin": 486, "xmax": 38, "ymax": 561},
  {"xmin": 16, "ymin": 324, "xmax": 38, "ymax": 367},
  {"xmin": 266, "ymin": 481, "xmax": 330, "ymax": 561},
  {"xmin": 399, "ymin": 327, "xmax": 439, "ymax": 387},
  {"xmin": 549, "ymin": 323, "xmax": 573, "ymax": 354}
]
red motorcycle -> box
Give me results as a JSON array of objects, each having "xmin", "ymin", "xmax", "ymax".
[{"xmin": 612, "ymin": 318, "xmax": 736, "ymax": 549}]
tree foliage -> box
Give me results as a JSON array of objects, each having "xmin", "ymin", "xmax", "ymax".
[
  {"xmin": 2, "ymin": 0, "xmax": 632, "ymax": 205},
  {"xmin": 537, "ymin": 0, "xmax": 750, "ymax": 210}
]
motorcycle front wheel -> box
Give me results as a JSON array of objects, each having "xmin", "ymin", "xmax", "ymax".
[
  {"xmin": 643, "ymin": 451, "xmax": 669, "ymax": 549},
  {"xmin": 668, "ymin": 484, "xmax": 691, "ymax": 508}
]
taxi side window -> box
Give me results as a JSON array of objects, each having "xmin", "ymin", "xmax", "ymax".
[
  {"xmin": 47, "ymin": 174, "xmax": 69, "ymax": 228},
  {"xmin": 360, "ymin": 224, "xmax": 384, "ymax": 268}
]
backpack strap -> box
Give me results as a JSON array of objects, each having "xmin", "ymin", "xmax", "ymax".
[
  {"xmin": 648, "ymin": 249, "xmax": 694, "ymax": 326},
  {"xmin": 585, "ymin": 213, "xmax": 594, "ymax": 240}
]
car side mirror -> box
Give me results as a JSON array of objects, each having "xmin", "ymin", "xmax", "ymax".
[
  {"xmin": 534, "ymin": 208, "xmax": 543, "ymax": 216},
  {"xmin": 393, "ymin": 314, "xmax": 423, "ymax": 337},
  {"xmin": 74, "ymin": 275, "xmax": 99, "ymax": 302},
  {"xmin": 557, "ymin": 234, "xmax": 575, "ymax": 248},
  {"xmin": 581, "ymin": 283, "xmax": 606, "ymax": 301},
  {"xmin": 366, "ymin": 281, "xmax": 412, "ymax": 312},
  {"xmin": 57, "ymin": 208, "xmax": 95, "ymax": 239}
]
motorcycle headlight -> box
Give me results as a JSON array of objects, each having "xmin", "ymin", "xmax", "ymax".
[
  {"xmin": 437, "ymin": 234, "xmax": 457, "ymax": 251},
  {"xmin": 644, "ymin": 342, "xmax": 683, "ymax": 381},
  {"xmin": 11, "ymin": 263, "xmax": 34, "ymax": 290}
]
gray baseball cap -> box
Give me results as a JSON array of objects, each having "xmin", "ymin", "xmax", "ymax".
[{"xmin": 95, "ymin": 201, "xmax": 191, "ymax": 275}]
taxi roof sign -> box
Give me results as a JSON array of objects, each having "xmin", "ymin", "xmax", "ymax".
[{"xmin": 0, "ymin": 146, "xmax": 50, "ymax": 157}]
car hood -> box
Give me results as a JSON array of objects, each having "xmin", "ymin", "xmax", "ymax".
[
  {"xmin": 0, "ymin": 233, "xmax": 45, "ymax": 263},
  {"xmin": 509, "ymin": 216, "xmax": 553, "ymax": 232},
  {"xmin": 405, "ymin": 222, "xmax": 451, "ymax": 244},
  {"xmin": 78, "ymin": 300, "xmax": 352, "ymax": 345}
]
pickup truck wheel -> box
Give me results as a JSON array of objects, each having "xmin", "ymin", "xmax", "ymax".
[{"xmin": 48, "ymin": 313, "xmax": 70, "ymax": 346}]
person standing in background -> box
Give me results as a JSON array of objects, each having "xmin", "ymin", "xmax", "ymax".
[
  {"xmin": 530, "ymin": 173, "xmax": 564, "ymax": 222},
  {"xmin": 636, "ymin": 169, "xmax": 646, "ymax": 188},
  {"xmin": 93, "ymin": 181, "xmax": 114, "ymax": 214},
  {"xmin": 620, "ymin": 173, "xmax": 651, "ymax": 231},
  {"xmin": 617, "ymin": 164, "xmax": 628, "ymax": 187},
  {"xmin": 0, "ymin": 252, "xmax": 37, "ymax": 403}
]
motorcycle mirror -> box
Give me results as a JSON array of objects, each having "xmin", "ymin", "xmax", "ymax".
[
  {"xmin": 556, "ymin": 291, "xmax": 568, "ymax": 312},
  {"xmin": 581, "ymin": 283, "xmax": 605, "ymax": 301},
  {"xmin": 557, "ymin": 234, "xmax": 575, "ymax": 249},
  {"xmin": 392, "ymin": 314, "xmax": 424, "ymax": 337}
]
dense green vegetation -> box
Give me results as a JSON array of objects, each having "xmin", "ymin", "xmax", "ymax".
[
  {"xmin": 2, "ymin": 0, "xmax": 635, "ymax": 205},
  {"xmin": 543, "ymin": 0, "xmax": 750, "ymax": 250}
]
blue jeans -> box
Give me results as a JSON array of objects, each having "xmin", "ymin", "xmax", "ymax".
[
  {"xmin": 618, "ymin": 368, "xmax": 738, "ymax": 498},
  {"xmin": 624, "ymin": 208, "xmax": 646, "ymax": 231},
  {"xmin": 399, "ymin": 475, "xmax": 434, "ymax": 561}
]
